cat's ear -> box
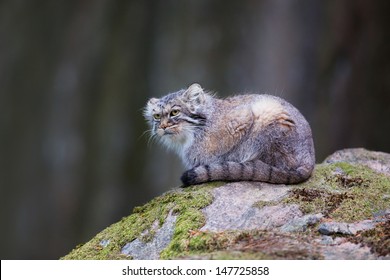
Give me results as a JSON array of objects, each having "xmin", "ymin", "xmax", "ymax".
[
  {"xmin": 182, "ymin": 83, "xmax": 205, "ymax": 105},
  {"xmin": 147, "ymin": 97, "xmax": 159, "ymax": 106}
]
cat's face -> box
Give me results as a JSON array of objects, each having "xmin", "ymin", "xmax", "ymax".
[{"xmin": 144, "ymin": 83, "xmax": 207, "ymax": 151}]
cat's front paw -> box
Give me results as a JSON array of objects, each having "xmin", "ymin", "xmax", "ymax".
[{"xmin": 180, "ymin": 168, "xmax": 198, "ymax": 187}]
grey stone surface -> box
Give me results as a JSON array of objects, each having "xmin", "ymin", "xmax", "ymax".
[
  {"xmin": 325, "ymin": 148, "xmax": 390, "ymax": 176},
  {"xmin": 373, "ymin": 209, "xmax": 390, "ymax": 221},
  {"xmin": 318, "ymin": 235, "xmax": 336, "ymax": 245},
  {"xmin": 99, "ymin": 239, "xmax": 110, "ymax": 248},
  {"xmin": 280, "ymin": 213, "xmax": 323, "ymax": 233},
  {"xmin": 65, "ymin": 148, "xmax": 390, "ymax": 260},
  {"xmin": 200, "ymin": 182, "xmax": 296, "ymax": 231},
  {"xmin": 321, "ymin": 242, "xmax": 377, "ymax": 260},
  {"xmin": 121, "ymin": 211, "xmax": 177, "ymax": 259},
  {"xmin": 318, "ymin": 220, "xmax": 377, "ymax": 235}
]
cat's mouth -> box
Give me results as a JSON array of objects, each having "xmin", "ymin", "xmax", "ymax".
[
  {"xmin": 163, "ymin": 129, "xmax": 176, "ymax": 135},
  {"xmin": 157, "ymin": 126, "xmax": 179, "ymax": 137}
]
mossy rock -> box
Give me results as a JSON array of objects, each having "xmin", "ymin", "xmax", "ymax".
[
  {"xmin": 284, "ymin": 161, "xmax": 390, "ymax": 222},
  {"xmin": 62, "ymin": 182, "xmax": 223, "ymax": 260},
  {"xmin": 62, "ymin": 148, "xmax": 390, "ymax": 260}
]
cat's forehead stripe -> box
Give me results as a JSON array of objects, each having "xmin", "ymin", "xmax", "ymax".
[{"xmin": 153, "ymin": 99, "xmax": 182, "ymax": 113}]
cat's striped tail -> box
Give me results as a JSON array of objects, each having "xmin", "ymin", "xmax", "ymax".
[{"xmin": 180, "ymin": 159, "xmax": 314, "ymax": 187}]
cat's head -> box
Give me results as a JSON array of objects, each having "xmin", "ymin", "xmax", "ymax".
[{"xmin": 144, "ymin": 83, "xmax": 209, "ymax": 152}]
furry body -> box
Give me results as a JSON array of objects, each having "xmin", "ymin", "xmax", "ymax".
[{"xmin": 144, "ymin": 84, "xmax": 315, "ymax": 186}]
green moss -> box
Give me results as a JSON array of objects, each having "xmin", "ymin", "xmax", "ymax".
[
  {"xmin": 284, "ymin": 162, "xmax": 390, "ymax": 222},
  {"xmin": 62, "ymin": 160, "xmax": 390, "ymax": 260},
  {"xmin": 162, "ymin": 229, "xmax": 242, "ymax": 259},
  {"xmin": 161, "ymin": 217, "xmax": 233, "ymax": 259},
  {"xmin": 171, "ymin": 230, "xmax": 322, "ymax": 260},
  {"xmin": 62, "ymin": 182, "xmax": 223, "ymax": 260},
  {"xmin": 253, "ymin": 200, "xmax": 281, "ymax": 208}
]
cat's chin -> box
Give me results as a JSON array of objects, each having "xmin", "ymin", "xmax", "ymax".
[
  {"xmin": 160, "ymin": 133, "xmax": 184, "ymax": 145},
  {"xmin": 158, "ymin": 131, "xmax": 194, "ymax": 157}
]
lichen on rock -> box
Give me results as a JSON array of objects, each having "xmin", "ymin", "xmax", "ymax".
[
  {"xmin": 62, "ymin": 148, "xmax": 390, "ymax": 260},
  {"xmin": 62, "ymin": 182, "xmax": 221, "ymax": 260},
  {"xmin": 283, "ymin": 160, "xmax": 390, "ymax": 222}
]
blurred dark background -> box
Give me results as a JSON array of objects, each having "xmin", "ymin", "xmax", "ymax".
[{"xmin": 1, "ymin": 0, "xmax": 389, "ymax": 259}]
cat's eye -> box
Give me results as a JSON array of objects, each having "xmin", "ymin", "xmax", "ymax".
[
  {"xmin": 170, "ymin": 110, "xmax": 180, "ymax": 117},
  {"xmin": 153, "ymin": 113, "xmax": 161, "ymax": 120}
]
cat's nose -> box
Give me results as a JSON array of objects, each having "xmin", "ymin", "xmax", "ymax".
[{"xmin": 160, "ymin": 122, "xmax": 171, "ymax": 129}]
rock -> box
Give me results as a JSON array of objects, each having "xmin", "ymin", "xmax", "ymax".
[
  {"xmin": 120, "ymin": 210, "xmax": 177, "ymax": 260},
  {"xmin": 280, "ymin": 213, "xmax": 323, "ymax": 233},
  {"xmin": 325, "ymin": 148, "xmax": 390, "ymax": 176},
  {"xmin": 318, "ymin": 220, "xmax": 377, "ymax": 235},
  {"xmin": 99, "ymin": 239, "xmax": 110, "ymax": 248},
  {"xmin": 200, "ymin": 182, "xmax": 298, "ymax": 231},
  {"xmin": 318, "ymin": 235, "xmax": 336, "ymax": 245},
  {"xmin": 321, "ymin": 241, "xmax": 377, "ymax": 260},
  {"xmin": 62, "ymin": 148, "xmax": 390, "ymax": 260}
]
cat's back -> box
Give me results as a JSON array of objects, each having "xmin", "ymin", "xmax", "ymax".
[{"xmin": 214, "ymin": 93, "xmax": 307, "ymax": 132}]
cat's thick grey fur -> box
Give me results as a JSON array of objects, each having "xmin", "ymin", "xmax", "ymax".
[{"xmin": 144, "ymin": 83, "xmax": 315, "ymax": 187}]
